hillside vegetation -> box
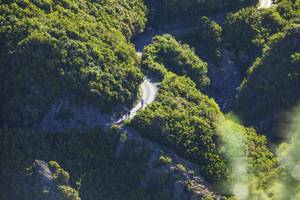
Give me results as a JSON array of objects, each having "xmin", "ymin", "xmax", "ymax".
[
  {"xmin": 0, "ymin": 0, "xmax": 147, "ymax": 128},
  {"xmin": 223, "ymin": 6, "xmax": 286, "ymax": 75},
  {"xmin": 1, "ymin": 0, "xmax": 300, "ymax": 199},
  {"xmin": 233, "ymin": 0, "xmax": 300, "ymax": 136},
  {"xmin": 148, "ymin": 0, "xmax": 258, "ymax": 22},
  {"xmin": 132, "ymin": 73, "xmax": 228, "ymax": 181},
  {"xmin": 132, "ymin": 37, "xmax": 276, "ymax": 184},
  {"xmin": 141, "ymin": 35, "xmax": 210, "ymax": 90},
  {"xmin": 235, "ymin": 26, "xmax": 300, "ymax": 136},
  {"xmin": 0, "ymin": 128, "xmax": 150, "ymax": 200}
]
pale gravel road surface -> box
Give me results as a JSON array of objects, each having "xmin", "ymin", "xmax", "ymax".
[
  {"xmin": 115, "ymin": 0, "xmax": 273, "ymax": 124},
  {"xmin": 129, "ymin": 78, "xmax": 158, "ymax": 118},
  {"xmin": 115, "ymin": 78, "xmax": 159, "ymax": 123},
  {"xmin": 259, "ymin": 0, "xmax": 272, "ymax": 9},
  {"xmin": 115, "ymin": 42, "xmax": 159, "ymax": 124}
]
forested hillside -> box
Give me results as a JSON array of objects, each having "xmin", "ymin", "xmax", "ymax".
[
  {"xmin": 132, "ymin": 38, "xmax": 276, "ymax": 185},
  {"xmin": 1, "ymin": 0, "xmax": 300, "ymax": 199},
  {"xmin": 235, "ymin": 27, "xmax": 300, "ymax": 136},
  {"xmin": 0, "ymin": 0, "xmax": 146, "ymax": 128},
  {"xmin": 0, "ymin": 128, "xmax": 151, "ymax": 200},
  {"xmin": 233, "ymin": 0, "xmax": 300, "ymax": 137},
  {"xmin": 147, "ymin": 0, "xmax": 258, "ymax": 23},
  {"xmin": 141, "ymin": 35, "xmax": 210, "ymax": 89}
]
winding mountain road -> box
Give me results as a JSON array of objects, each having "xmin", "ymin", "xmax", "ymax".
[
  {"xmin": 115, "ymin": 0, "xmax": 273, "ymax": 124},
  {"xmin": 115, "ymin": 78, "xmax": 158, "ymax": 124},
  {"xmin": 259, "ymin": 0, "xmax": 272, "ymax": 9},
  {"xmin": 129, "ymin": 78, "xmax": 158, "ymax": 117},
  {"xmin": 114, "ymin": 47, "xmax": 159, "ymax": 124}
]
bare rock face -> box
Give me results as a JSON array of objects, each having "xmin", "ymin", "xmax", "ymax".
[
  {"xmin": 116, "ymin": 127, "xmax": 221, "ymax": 200},
  {"xmin": 39, "ymin": 98, "xmax": 113, "ymax": 132},
  {"xmin": 33, "ymin": 160, "xmax": 54, "ymax": 194}
]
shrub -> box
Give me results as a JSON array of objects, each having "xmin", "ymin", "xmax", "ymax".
[{"xmin": 142, "ymin": 34, "xmax": 210, "ymax": 90}]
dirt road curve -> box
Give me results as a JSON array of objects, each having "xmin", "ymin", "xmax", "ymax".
[{"xmin": 259, "ymin": 0, "xmax": 272, "ymax": 9}]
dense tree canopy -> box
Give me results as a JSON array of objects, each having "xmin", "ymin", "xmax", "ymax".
[
  {"xmin": 142, "ymin": 34, "xmax": 210, "ymax": 90},
  {"xmin": 148, "ymin": 0, "xmax": 258, "ymax": 20},
  {"xmin": 131, "ymin": 72, "xmax": 277, "ymax": 184},
  {"xmin": 276, "ymin": 0, "xmax": 300, "ymax": 22},
  {"xmin": 132, "ymin": 73, "xmax": 228, "ymax": 181},
  {"xmin": 0, "ymin": 0, "xmax": 147, "ymax": 128},
  {"xmin": 132, "ymin": 37, "xmax": 276, "ymax": 183},
  {"xmin": 189, "ymin": 16, "xmax": 223, "ymax": 62},
  {"xmin": 223, "ymin": 1, "xmax": 296, "ymax": 76},
  {"xmin": 234, "ymin": 26, "xmax": 300, "ymax": 137},
  {"xmin": 223, "ymin": 7, "xmax": 269, "ymax": 74},
  {"xmin": 1, "ymin": 0, "xmax": 300, "ymax": 199},
  {"xmin": 0, "ymin": 128, "xmax": 152, "ymax": 200}
]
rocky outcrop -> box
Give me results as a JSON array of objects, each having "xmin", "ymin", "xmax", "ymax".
[
  {"xmin": 116, "ymin": 126, "xmax": 221, "ymax": 200},
  {"xmin": 33, "ymin": 160, "xmax": 54, "ymax": 194},
  {"xmin": 39, "ymin": 98, "xmax": 114, "ymax": 132}
]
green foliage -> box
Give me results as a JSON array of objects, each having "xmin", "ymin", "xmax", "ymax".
[
  {"xmin": 49, "ymin": 161, "xmax": 81, "ymax": 200},
  {"xmin": 20, "ymin": 160, "xmax": 81, "ymax": 200},
  {"xmin": 272, "ymin": 106, "xmax": 300, "ymax": 199},
  {"xmin": 184, "ymin": 16, "xmax": 223, "ymax": 63},
  {"xmin": 275, "ymin": 131, "xmax": 300, "ymax": 199},
  {"xmin": 131, "ymin": 71, "xmax": 276, "ymax": 184},
  {"xmin": 276, "ymin": 0, "xmax": 300, "ymax": 22},
  {"xmin": 131, "ymin": 72, "xmax": 229, "ymax": 181},
  {"xmin": 216, "ymin": 119, "xmax": 279, "ymax": 197},
  {"xmin": 158, "ymin": 155, "xmax": 173, "ymax": 165},
  {"xmin": 224, "ymin": 0, "xmax": 300, "ymax": 138},
  {"xmin": 1, "ymin": 0, "xmax": 297, "ymax": 198},
  {"xmin": 223, "ymin": 7, "xmax": 269, "ymax": 73},
  {"xmin": 176, "ymin": 164, "xmax": 186, "ymax": 173},
  {"xmin": 261, "ymin": 8, "xmax": 287, "ymax": 35},
  {"xmin": 50, "ymin": 161, "xmax": 71, "ymax": 185},
  {"xmin": 198, "ymin": 16, "xmax": 222, "ymax": 59},
  {"xmin": 57, "ymin": 185, "xmax": 81, "ymax": 200},
  {"xmin": 142, "ymin": 34, "xmax": 210, "ymax": 90},
  {"xmin": 223, "ymin": 1, "xmax": 300, "ymax": 76},
  {"xmin": 150, "ymin": 0, "xmax": 258, "ymax": 20},
  {"xmin": 132, "ymin": 34, "xmax": 277, "ymax": 183},
  {"xmin": 0, "ymin": 128, "xmax": 152, "ymax": 200},
  {"xmin": 234, "ymin": 26, "xmax": 300, "ymax": 137},
  {"xmin": 0, "ymin": 0, "xmax": 147, "ymax": 127}
]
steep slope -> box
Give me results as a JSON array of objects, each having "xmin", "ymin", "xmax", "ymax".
[
  {"xmin": 147, "ymin": 0, "xmax": 258, "ymax": 23},
  {"xmin": 0, "ymin": 127, "xmax": 220, "ymax": 200},
  {"xmin": 131, "ymin": 36, "xmax": 276, "ymax": 184},
  {"xmin": 234, "ymin": 26, "xmax": 300, "ymax": 137},
  {"xmin": 1, "ymin": 0, "xmax": 295, "ymax": 199},
  {"xmin": 141, "ymin": 34, "xmax": 210, "ymax": 90},
  {"xmin": 0, "ymin": 0, "xmax": 147, "ymax": 128},
  {"xmin": 223, "ymin": 6, "xmax": 286, "ymax": 76}
]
